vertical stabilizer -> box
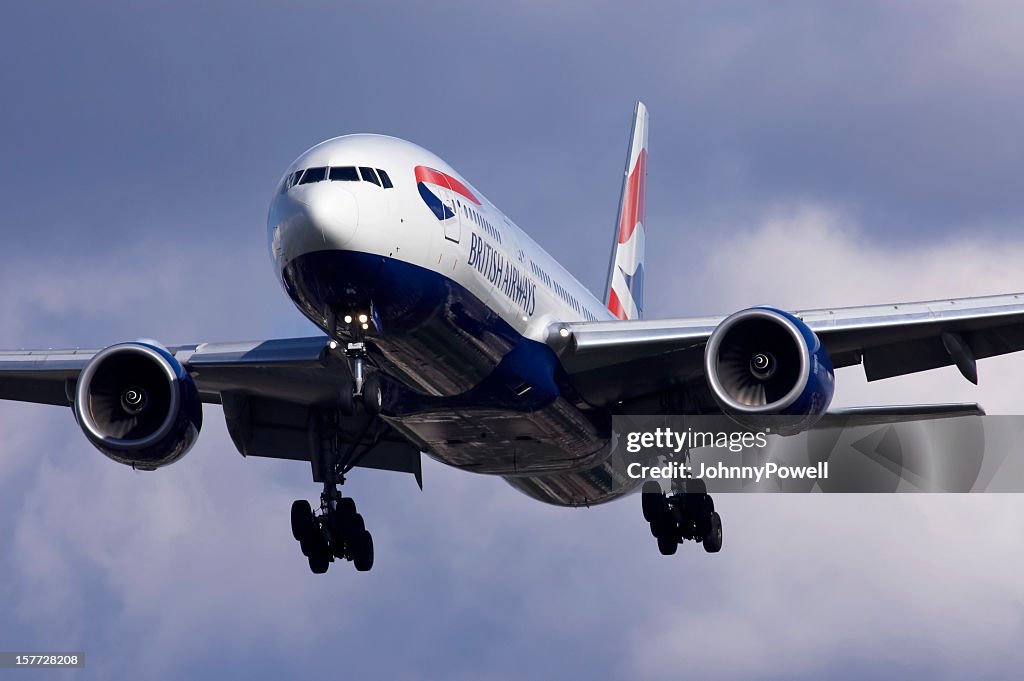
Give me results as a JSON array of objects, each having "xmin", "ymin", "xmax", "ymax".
[{"xmin": 604, "ymin": 101, "xmax": 649, "ymax": 320}]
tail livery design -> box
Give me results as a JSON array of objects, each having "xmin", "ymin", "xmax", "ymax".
[{"xmin": 604, "ymin": 101, "xmax": 649, "ymax": 321}]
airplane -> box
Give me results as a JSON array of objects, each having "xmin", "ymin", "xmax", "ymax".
[{"xmin": 3, "ymin": 101, "xmax": 1023, "ymax": 573}]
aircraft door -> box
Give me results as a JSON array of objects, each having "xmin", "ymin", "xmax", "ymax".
[{"xmin": 438, "ymin": 176, "xmax": 461, "ymax": 243}]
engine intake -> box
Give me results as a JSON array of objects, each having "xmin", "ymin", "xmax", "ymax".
[
  {"xmin": 704, "ymin": 307, "xmax": 834, "ymax": 434},
  {"xmin": 73, "ymin": 342, "xmax": 202, "ymax": 469}
]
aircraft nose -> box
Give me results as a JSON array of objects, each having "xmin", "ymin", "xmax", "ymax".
[{"xmin": 268, "ymin": 184, "xmax": 359, "ymax": 268}]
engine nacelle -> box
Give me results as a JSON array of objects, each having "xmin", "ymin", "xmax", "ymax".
[
  {"xmin": 704, "ymin": 307, "xmax": 834, "ymax": 434},
  {"xmin": 73, "ymin": 342, "xmax": 203, "ymax": 470}
]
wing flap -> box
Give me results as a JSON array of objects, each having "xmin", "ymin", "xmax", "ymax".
[{"xmin": 819, "ymin": 403, "xmax": 984, "ymax": 428}]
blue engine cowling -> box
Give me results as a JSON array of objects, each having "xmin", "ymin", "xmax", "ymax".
[
  {"xmin": 704, "ymin": 307, "xmax": 834, "ymax": 434},
  {"xmin": 73, "ymin": 342, "xmax": 203, "ymax": 470}
]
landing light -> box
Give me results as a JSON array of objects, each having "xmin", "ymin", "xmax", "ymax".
[
  {"xmin": 343, "ymin": 315, "xmax": 353, "ymax": 324},
  {"xmin": 559, "ymin": 328, "xmax": 570, "ymax": 338},
  {"xmin": 358, "ymin": 314, "xmax": 369, "ymax": 324},
  {"xmin": 361, "ymin": 323, "xmax": 369, "ymax": 330},
  {"xmin": 328, "ymin": 340, "xmax": 339, "ymax": 350}
]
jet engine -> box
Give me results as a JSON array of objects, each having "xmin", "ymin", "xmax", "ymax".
[
  {"xmin": 704, "ymin": 307, "xmax": 834, "ymax": 434},
  {"xmin": 73, "ymin": 342, "xmax": 202, "ymax": 469}
]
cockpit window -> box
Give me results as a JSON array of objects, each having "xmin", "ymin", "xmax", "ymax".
[
  {"xmin": 284, "ymin": 170, "xmax": 302, "ymax": 191},
  {"xmin": 329, "ymin": 166, "xmax": 359, "ymax": 181},
  {"xmin": 286, "ymin": 165, "xmax": 394, "ymax": 191},
  {"xmin": 298, "ymin": 167, "xmax": 327, "ymax": 184},
  {"xmin": 359, "ymin": 167, "xmax": 381, "ymax": 186}
]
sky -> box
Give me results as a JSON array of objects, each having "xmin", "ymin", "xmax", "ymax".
[{"xmin": 1, "ymin": 1, "xmax": 1024, "ymax": 679}]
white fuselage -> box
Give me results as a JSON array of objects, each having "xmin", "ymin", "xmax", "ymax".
[
  {"xmin": 268, "ymin": 135, "xmax": 611, "ymax": 360},
  {"xmin": 267, "ymin": 134, "xmax": 626, "ymax": 506}
]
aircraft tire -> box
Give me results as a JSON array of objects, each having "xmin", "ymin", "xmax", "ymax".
[
  {"xmin": 641, "ymin": 481, "xmax": 667, "ymax": 522},
  {"xmin": 362, "ymin": 373, "xmax": 384, "ymax": 416},
  {"xmin": 353, "ymin": 531, "xmax": 374, "ymax": 572},
  {"xmin": 657, "ymin": 535, "xmax": 678, "ymax": 556},
  {"xmin": 308, "ymin": 548, "xmax": 330, "ymax": 574},
  {"xmin": 291, "ymin": 499, "xmax": 315, "ymax": 543},
  {"xmin": 703, "ymin": 511, "xmax": 723, "ymax": 553},
  {"xmin": 650, "ymin": 515, "xmax": 673, "ymax": 539}
]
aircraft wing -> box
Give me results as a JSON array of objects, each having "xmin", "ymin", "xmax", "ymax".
[
  {"xmin": 549, "ymin": 291, "xmax": 1024, "ymax": 408},
  {"xmin": 0, "ymin": 337, "xmax": 423, "ymax": 481}
]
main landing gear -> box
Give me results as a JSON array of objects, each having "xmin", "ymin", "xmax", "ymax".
[
  {"xmin": 290, "ymin": 334, "xmax": 381, "ymax": 574},
  {"xmin": 290, "ymin": 492, "xmax": 374, "ymax": 574},
  {"xmin": 642, "ymin": 480, "xmax": 723, "ymax": 556}
]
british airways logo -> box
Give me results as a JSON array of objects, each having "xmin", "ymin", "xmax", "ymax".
[
  {"xmin": 467, "ymin": 233, "xmax": 536, "ymax": 317},
  {"xmin": 415, "ymin": 166, "xmax": 480, "ymax": 221}
]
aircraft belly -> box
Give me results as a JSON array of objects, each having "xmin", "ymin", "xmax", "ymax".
[
  {"xmin": 385, "ymin": 394, "xmax": 609, "ymax": 475},
  {"xmin": 282, "ymin": 248, "xmax": 615, "ymax": 487},
  {"xmin": 502, "ymin": 467, "xmax": 641, "ymax": 507}
]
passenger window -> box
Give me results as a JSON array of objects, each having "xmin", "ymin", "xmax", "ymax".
[
  {"xmin": 298, "ymin": 167, "xmax": 327, "ymax": 184},
  {"xmin": 377, "ymin": 169, "xmax": 393, "ymax": 188},
  {"xmin": 359, "ymin": 167, "xmax": 381, "ymax": 186},
  {"xmin": 329, "ymin": 166, "xmax": 359, "ymax": 181}
]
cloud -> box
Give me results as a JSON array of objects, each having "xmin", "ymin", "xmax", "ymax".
[{"xmin": 631, "ymin": 495, "xmax": 1024, "ymax": 680}]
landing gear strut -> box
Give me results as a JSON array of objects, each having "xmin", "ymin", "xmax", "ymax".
[
  {"xmin": 290, "ymin": 332, "xmax": 382, "ymax": 574},
  {"xmin": 642, "ymin": 480, "xmax": 723, "ymax": 555}
]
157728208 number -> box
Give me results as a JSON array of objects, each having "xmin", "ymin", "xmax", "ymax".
[{"xmin": 0, "ymin": 653, "xmax": 84, "ymax": 668}]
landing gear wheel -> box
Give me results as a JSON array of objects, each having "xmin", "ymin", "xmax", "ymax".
[
  {"xmin": 650, "ymin": 514, "xmax": 674, "ymax": 539},
  {"xmin": 308, "ymin": 547, "xmax": 330, "ymax": 574},
  {"xmin": 641, "ymin": 481, "xmax": 667, "ymax": 522},
  {"xmin": 347, "ymin": 512, "xmax": 366, "ymax": 538},
  {"xmin": 338, "ymin": 379, "xmax": 355, "ymax": 416},
  {"xmin": 657, "ymin": 535, "xmax": 678, "ymax": 556},
  {"xmin": 353, "ymin": 530, "xmax": 374, "ymax": 571},
  {"xmin": 337, "ymin": 497, "xmax": 356, "ymax": 518},
  {"xmin": 685, "ymin": 477, "xmax": 707, "ymax": 495},
  {"xmin": 362, "ymin": 373, "xmax": 384, "ymax": 416},
  {"xmin": 330, "ymin": 499, "xmax": 358, "ymax": 541},
  {"xmin": 291, "ymin": 500, "xmax": 315, "ymax": 543},
  {"xmin": 703, "ymin": 511, "xmax": 723, "ymax": 553}
]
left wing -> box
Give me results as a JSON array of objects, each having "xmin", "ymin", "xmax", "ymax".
[
  {"xmin": 0, "ymin": 337, "xmax": 422, "ymax": 480},
  {"xmin": 548, "ymin": 291, "xmax": 1024, "ymax": 408}
]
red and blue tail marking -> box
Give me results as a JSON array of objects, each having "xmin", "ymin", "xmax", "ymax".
[{"xmin": 604, "ymin": 102, "xmax": 649, "ymax": 321}]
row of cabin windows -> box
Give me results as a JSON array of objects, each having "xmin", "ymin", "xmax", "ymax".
[
  {"xmin": 284, "ymin": 166, "xmax": 393, "ymax": 191},
  {"xmin": 530, "ymin": 260, "xmax": 553, "ymax": 288},
  {"xmin": 459, "ymin": 201, "xmax": 502, "ymax": 244},
  {"xmin": 552, "ymin": 280, "xmax": 581, "ymax": 316},
  {"xmin": 531, "ymin": 259, "xmax": 598, "ymax": 320}
]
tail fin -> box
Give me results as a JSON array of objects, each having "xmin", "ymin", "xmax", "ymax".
[{"xmin": 604, "ymin": 101, "xmax": 649, "ymax": 320}]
